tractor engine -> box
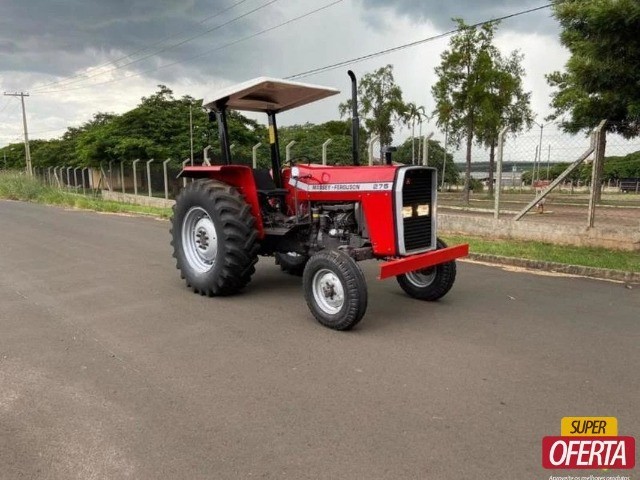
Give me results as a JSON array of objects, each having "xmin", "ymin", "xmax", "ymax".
[{"xmin": 312, "ymin": 203, "xmax": 366, "ymax": 251}]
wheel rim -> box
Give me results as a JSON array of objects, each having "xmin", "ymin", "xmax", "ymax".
[
  {"xmin": 405, "ymin": 268, "xmax": 436, "ymax": 287},
  {"xmin": 182, "ymin": 206, "xmax": 218, "ymax": 274},
  {"xmin": 312, "ymin": 268, "xmax": 345, "ymax": 315}
]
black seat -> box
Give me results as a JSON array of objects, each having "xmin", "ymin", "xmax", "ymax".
[{"xmin": 253, "ymin": 169, "xmax": 288, "ymax": 196}]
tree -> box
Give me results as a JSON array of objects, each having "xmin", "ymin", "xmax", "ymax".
[
  {"xmin": 339, "ymin": 65, "xmax": 407, "ymax": 161},
  {"xmin": 546, "ymin": 0, "xmax": 640, "ymax": 138},
  {"xmin": 475, "ymin": 50, "xmax": 533, "ymax": 196},
  {"xmin": 394, "ymin": 136, "xmax": 459, "ymax": 185},
  {"xmin": 404, "ymin": 102, "xmax": 427, "ymax": 165},
  {"xmin": 434, "ymin": 19, "xmax": 516, "ymax": 203}
]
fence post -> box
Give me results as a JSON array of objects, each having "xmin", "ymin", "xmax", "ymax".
[
  {"xmin": 203, "ymin": 146, "xmax": 212, "ymax": 166},
  {"xmin": 286, "ymin": 141, "xmax": 296, "ymax": 164},
  {"xmin": 588, "ymin": 120, "xmax": 607, "ymax": 228},
  {"xmin": 423, "ymin": 133, "xmax": 433, "ymax": 166},
  {"xmin": 182, "ymin": 159, "xmax": 189, "ymax": 188},
  {"xmin": 163, "ymin": 159, "xmax": 171, "ymax": 199},
  {"xmin": 47, "ymin": 167, "xmax": 52, "ymax": 186},
  {"xmin": 368, "ymin": 135, "xmax": 380, "ymax": 166},
  {"xmin": 132, "ymin": 159, "xmax": 140, "ymax": 196},
  {"xmin": 53, "ymin": 167, "xmax": 60, "ymax": 187},
  {"xmin": 108, "ymin": 161, "xmax": 113, "ymax": 191},
  {"xmin": 251, "ymin": 142, "xmax": 262, "ymax": 170},
  {"xmin": 73, "ymin": 167, "xmax": 80, "ymax": 189},
  {"xmin": 66, "ymin": 167, "xmax": 72, "ymax": 188},
  {"xmin": 119, "ymin": 161, "xmax": 125, "ymax": 193},
  {"xmin": 81, "ymin": 167, "xmax": 88, "ymax": 195},
  {"xmin": 322, "ymin": 138, "xmax": 332, "ymax": 165},
  {"xmin": 494, "ymin": 126, "xmax": 508, "ymax": 219},
  {"xmin": 146, "ymin": 159, "xmax": 154, "ymax": 197}
]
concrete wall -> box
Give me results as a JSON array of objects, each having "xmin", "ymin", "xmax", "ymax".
[
  {"xmin": 439, "ymin": 213, "xmax": 640, "ymax": 251},
  {"xmin": 101, "ymin": 190, "xmax": 174, "ymax": 209}
]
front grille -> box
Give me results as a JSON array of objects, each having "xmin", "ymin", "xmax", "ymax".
[{"xmin": 399, "ymin": 168, "xmax": 435, "ymax": 253}]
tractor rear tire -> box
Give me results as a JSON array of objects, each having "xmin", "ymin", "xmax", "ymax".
[
  {"xmin": 171, "ymin": 179, "xmax": 259, "ymax": 296},
  {"xmin": 396, "ymin": 238, "xmax": 457, "ymax": 301},
  {"xmin": 302, "ymin": 250, "xmax": 367, "ymax": 331},
  {"xmin": 275, "ymin": 252, "xmax": 308, "ymax": 276}
]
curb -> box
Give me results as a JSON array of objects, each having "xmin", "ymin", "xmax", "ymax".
[{"xmin": 466, "ymin": 253, "xmax": 640, "ymax": 284}]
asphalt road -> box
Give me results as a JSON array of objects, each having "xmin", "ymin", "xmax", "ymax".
[{"xmin": 1, "ymin": 200, "xmax": 638, "ymax": 479}]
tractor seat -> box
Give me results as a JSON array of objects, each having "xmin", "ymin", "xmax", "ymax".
[{"xmin": 253, "ymin": 169, "xmax": 288, "ymax": 196}]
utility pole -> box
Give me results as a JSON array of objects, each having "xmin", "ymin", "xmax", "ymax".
[
  {"xmin": 189, "ymin": 104, "xmax": 194, "ymax": 166},
  {"xmin": 3, "ymin": 92, "xmax": 32, "ymax": 176}
]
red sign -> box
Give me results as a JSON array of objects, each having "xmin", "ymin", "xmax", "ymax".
[{"xmin": 542, "ymin": 436, "xmax": 635, "ymax": 469}]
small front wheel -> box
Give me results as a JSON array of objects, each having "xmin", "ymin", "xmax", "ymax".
[
  {"xmin": 396, "ymin": 238, "xmax": 457, "ymax": 301},
  {"xmin": 302, "ymin": 250, "xmax": 368, "ymax": 331}
]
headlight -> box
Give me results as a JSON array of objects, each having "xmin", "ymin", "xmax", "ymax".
[
  {"xmin": 416, "ymin": 204, "xmax": 430, "ymax": 216},
  {"xmin": 402, "ymin": 204, "xmax": 430, "ymax": 218}
]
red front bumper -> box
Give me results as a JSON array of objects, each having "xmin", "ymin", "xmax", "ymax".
[{"xmin": 378, "ymin": 244, "xmax": 469, "ymax": 280}]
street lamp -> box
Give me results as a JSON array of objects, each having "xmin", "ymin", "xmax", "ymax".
[{"xmin": 532, "ymin": 120, "xmax": 551, "ymax": 183}]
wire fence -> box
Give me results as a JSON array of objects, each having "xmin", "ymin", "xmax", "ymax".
[{"xmin": 26, "ymin": 121, "xmax": 640, "ymax": 231}]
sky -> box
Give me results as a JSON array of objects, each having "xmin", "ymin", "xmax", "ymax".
[{"xmin": 0, "ymin": 0, "xmax": 570, "ymax": 157}]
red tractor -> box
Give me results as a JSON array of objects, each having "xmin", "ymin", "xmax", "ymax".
[{"xmin": 171, "ymin": 71, "xmax": 468, "ymax": 330}]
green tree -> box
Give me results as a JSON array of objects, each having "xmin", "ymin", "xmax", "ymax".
[
  {"xmin": 394, "ymin": 136, "xmax": 459, "ymax": 185},
  {"xmin": 546, "ymin": 0, "xmax": 640, "ymax": 138},
  {"xmin": 274, "ymin": 120, "xmax": 366, "ymax": 167},
  {"xmin": 404, "ymin": 102, "xmax": 427, "ymax": 165},
  {"xmin": 339, "ymin": 65, "xmax": 407, "ymax": 161},
  {"xmin": 475, "ymin": 50, "xmax": 533, "ymax": 196},
  {"xmin": 432, "ymin": 19, "xmax": 500, "ymax": 203}
]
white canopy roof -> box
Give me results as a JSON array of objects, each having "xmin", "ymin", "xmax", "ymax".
[{"xmin": 203, "ymin": 77, "xmax": 340, "ymax": 113}]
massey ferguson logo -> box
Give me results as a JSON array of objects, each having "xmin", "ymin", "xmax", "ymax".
[{"xmin": 542, "ymin": 417, "xmax": 635, "ymax": 470}]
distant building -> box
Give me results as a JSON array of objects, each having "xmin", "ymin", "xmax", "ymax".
[{"xmin": 468, "ymin": 170, "xmax": 523, "ymax": 187}]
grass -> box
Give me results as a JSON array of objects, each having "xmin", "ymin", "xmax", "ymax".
[
  {"xmin": 2, "ymin": 171, "xmax": 637, "ymax": 273},
  {"xmin": 0, "ymin": 171, "xmax": 172, "ymax": 218},
  {"xmin": 442, "ymin": 234, "xmax": 640, "ymax": 273}
]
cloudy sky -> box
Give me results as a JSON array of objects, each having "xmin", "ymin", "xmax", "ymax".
[{"xmin": 0, "ymin": 0, "xmax": 568, "ymax": 152}]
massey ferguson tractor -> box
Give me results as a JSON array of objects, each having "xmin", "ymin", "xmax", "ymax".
[{"xmin": 171, "ymin": 71, "xmax": 468, "ymax": 330}]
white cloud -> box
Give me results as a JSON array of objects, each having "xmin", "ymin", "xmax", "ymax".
[{"xmin": 1, "ymin": 0, "xmax": 566, "ymax": 152}]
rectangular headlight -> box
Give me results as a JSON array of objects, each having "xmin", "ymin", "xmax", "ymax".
[
  {"xmin": 416, "ymin": 204, "xmax": 430, "ymax": 216},
  {"xmin": 402, "ymin": 206, "xmax": 414, "ymax": 218}
]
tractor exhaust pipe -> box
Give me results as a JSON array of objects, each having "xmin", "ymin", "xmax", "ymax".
[{"xmin": 347, "ymin": 70, "xmax": 360, "ymax": 166}]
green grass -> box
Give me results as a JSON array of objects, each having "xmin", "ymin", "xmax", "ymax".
[
  {"xmin": 0, "ymin": 171, "xmax": 172, "ymax": 218},
  {"xmin": 442, "ymin": 234, "xmax": 640, "ymax": 273}
]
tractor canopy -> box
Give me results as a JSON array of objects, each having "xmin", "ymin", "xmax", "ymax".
[{"xmin": 203, "ymin": 77, "xmax": 340, "ymax": 113}]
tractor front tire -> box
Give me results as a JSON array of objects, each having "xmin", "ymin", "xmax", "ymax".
[
  {"xmin": 302, "ymin": 250, "xmax": 368, "ymax": 331},
  {"xmin": 171, "ymin": 179, "xmax": 259, "ymax": 296},
  {"xmin": 275, "ymin": 252, "xmax": 308, "ymax": 276},
  {"xmin": 396, "ymin": 238, "xmax": 457, "ymax": 301}
]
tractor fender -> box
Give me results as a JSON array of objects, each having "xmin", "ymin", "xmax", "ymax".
[{"xmin": 179, "ymin": 165, "xmax": 264, "ymax": 238}]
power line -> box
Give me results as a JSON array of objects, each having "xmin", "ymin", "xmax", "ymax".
[
  {"xmin": 32, "ymin": 0, "xmax": 280, "ymax": 92},
  {"xmin": 286, "ymin": 3, "xmax": 554, "ymax": 80},
  {"xmin": 35, "ymin": 0, "xmax": 344, "ymax": 94},
  {"xmin": 32, "ymin": 0, "xmax": 252, "ymax": 91}
]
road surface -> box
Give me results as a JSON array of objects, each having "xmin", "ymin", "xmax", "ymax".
[{"xmin": 1, "ymin": 200, "xmax": 638, "ymax": 479}]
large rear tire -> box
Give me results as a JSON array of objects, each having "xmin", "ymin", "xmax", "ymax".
[
  {"xmin": 302, "ymin": 250, "xmax": 367, "ymax": 331},
  {"xmin": 171, "ymin": 179, "xmax": 259, "ymax": 296},
  {"xmin": 396, "ymin": 238, "xmax": 457, "ymax": 301}
]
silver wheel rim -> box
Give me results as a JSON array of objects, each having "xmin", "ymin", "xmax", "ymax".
[
  {"xmin": 182, "ymin": 206, "xmax": 218, "ymax": 274},
  {"xmin": 405, "ymin": 268, "xmax": 436, "ymax": 287},
  {"xmin": 312, "ymin": 268, "xmax": 345, "ymax": 315}
]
